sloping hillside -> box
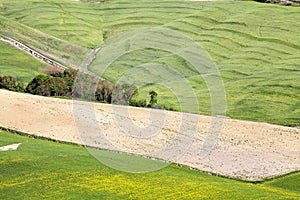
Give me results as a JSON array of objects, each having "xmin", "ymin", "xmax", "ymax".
[{"xmin": 0, "ymin": 0, "xmax": 299, "ymax": 125}]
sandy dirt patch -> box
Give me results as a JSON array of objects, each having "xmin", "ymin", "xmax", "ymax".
[{"xmin": 0, "ymin": 89, "xmax": 299, "ymax": 180}]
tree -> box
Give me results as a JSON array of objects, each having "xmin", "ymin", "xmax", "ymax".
[
  {"xmin": 149, "ymin": 90, "xmax": 158, "ymax": 106},
  {"xmin": 95, "ymin": 79, "xmax": 114, "ymax": 103},
  {"xmin": 26, "ymin": 75, "xmax": 68, "ymax": 97},
  {"xmin": 26, "ymin": 75, "xmax": 51, "ymax": 96}
]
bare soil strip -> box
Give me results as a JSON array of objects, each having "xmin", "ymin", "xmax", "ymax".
[{"xmin": 0, "ymin": 89, "xmax": 299, "ymax": 180}]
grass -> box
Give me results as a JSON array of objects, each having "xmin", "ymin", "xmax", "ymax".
[
  {"xmin": 0, "ymin": 0, "xmax": 299, "ymax": 126},
  {"xmin": 0, "ymin": 14, "xmax": 91, "ymax": 67},
  {"xmin": 91, "ymin": 0, "xmax": 300, "ymax": 126},
  {"xmin": 0, "ymin": 1, "xmax": 299, "ymax": 199},
  {"xmin": 0, "ymin": 41, "xmax": 47, "ymax": 84},
  {"xmin": 265, "ymin": 172, "xmax": 300, "ymax": 194},
  {"xmin": 0, "ymin": 131, "xmax": 300, "ymax": 199}
]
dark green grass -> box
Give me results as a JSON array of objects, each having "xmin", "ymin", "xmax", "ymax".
[
  {"xmin": 0, "ymin": 41, "xmax": 47, "ymax": 84},
  {"xmin": 1, "ymin": 131, "xmax": 300, "ymax": 199}
]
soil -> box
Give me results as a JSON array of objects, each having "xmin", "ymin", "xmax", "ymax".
[{"xmin": 0, "ymin": 89, "xmax": 299, "ymax": 180}]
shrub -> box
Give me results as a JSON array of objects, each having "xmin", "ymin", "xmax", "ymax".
[
  {"xmin": 26, "ymin": 75, "xmax": 68, "ymax": 96},
  {"xmin": 95, "ymin": 79, "xmax": 114, "ymax": 103},
  {"xmin": 149, "ymin": 90, "xmax": 158, "ymax": 106},
  {"xmin": 0, "ymin": 76, "xmax": 24, "ymax": 92}
]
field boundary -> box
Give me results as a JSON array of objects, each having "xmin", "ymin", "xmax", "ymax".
[
  {"xmin": 0, "ymin": 125, "xmax": 80, "ymax": 146},
  {"xmin": 1, "ymin": 125, "xmax": 299, "ymax": 184}
]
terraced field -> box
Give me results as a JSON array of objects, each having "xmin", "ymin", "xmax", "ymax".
[
  {"xmin": 1, "ymin": 131, "xmax": 300, "ymax": 199},
  {"xmin": 0, "ymin": 0, "xmax": 299, "ymax": 125}
]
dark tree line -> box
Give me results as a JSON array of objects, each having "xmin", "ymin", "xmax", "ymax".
[
  {"xmin": 26, "ymin": 75, "xmax": 69, "ymax": 97},
  {"xmin": 0, "ymin": 68, "xmax": 114, "ymax": 104},
  {"xmin": 0, "ymin": 67, "xmax": 162, "ymax": 108}
]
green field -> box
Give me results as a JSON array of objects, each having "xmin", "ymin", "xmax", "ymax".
[
  {"xmin": 0, "ymin": 0, "xmax": 299, "ymax": 125},
  {"xmin": 0, "ymin": 41, "xmax": 47, "ymax": 84},
  {"xmin": 0, "ymin": 131, "xmax": 299, "ymax": 199},
  {"xmin": 1, "ymin": 1, "xmax": 299, "ymax": 199}
]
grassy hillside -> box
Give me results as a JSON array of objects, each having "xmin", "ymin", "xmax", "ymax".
[
  {"xmin": 90, "ymin": 0, "xmax": 300, "ymax": 126},
  {"xmin": 0, "ymin": 41, "xmax": 47, "ymax": 84},
  {"xmin": 0, "ymin": 0, "xmax": 299, "ymax": 125},
  {"xmin": 266, "ymin": 172, "xmax": 300, "ymax": 194},
  {"xmin": 0, "ymin": 15, "xmax": 90, "ymax": 67},
  {"xmin": 0, "ymin": 131, "xmax": 300, "ymax": 199}
]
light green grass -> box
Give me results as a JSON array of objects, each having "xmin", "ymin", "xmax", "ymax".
[
  {"xmin": 0, "ymin": 131, "xmax": 300, "ymax": 199},
  {"xmin": 0, "ymin": 41, "xmax": 47, "ymax": 84},
  {"xmin": 0, "ymin": 0, "xmax": 299, "ymax": 125},
  {"xmin": 0, "ymin": 14, "xmax": 91, "ymax": 67},
  {"xmin": 90, "ymin": 0, "xmax": 300, "ymax": 126}
]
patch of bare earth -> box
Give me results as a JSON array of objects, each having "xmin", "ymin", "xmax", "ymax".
[{"xmin": 0, "ymin": 89, "xmax": 299, "ymax": 181}]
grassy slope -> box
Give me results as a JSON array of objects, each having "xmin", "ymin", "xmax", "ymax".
[
  {"xmin": 0, "ymin": 15, "xmax": 90, "ymax": 67},
  {"xmin": 0, "ymin": 41, "xmax": 47, "ymax": 84},
  {"xmin": 0, "ymin": 131, "xmax": 299, "ymax": 200},
  {"xmin": 266, "ymin": 172, "xmax": 300, "ymax": 194},
  {"xmin": 1, "ymin": 0, "xmax": 298, "ymax": 125},
  {"xmin": 91, "ymin": 0, "xmax": 300, "ymax": 126}
]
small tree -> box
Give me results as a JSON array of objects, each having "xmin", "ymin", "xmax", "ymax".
[
  {"xmin": 149, "ymin": 90, "xmax": 158, "ymax": 106},
  {"xmin": 95, "ymin": 79, "xmax": 114, "ymax": 103}
]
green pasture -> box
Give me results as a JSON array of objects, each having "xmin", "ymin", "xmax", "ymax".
[
  {"xmin": 0, "ymin": 131, "xmax": 300, "ymax": 199},
  {"xmin": 0, "ymin": 15, "xmax": 91, "ymax": 67},
  {"xmin": 0, "ymin": 41, "xmax": 46, "ymax": 84},
  {"xmin": 0, "ymin": 0, "xmax": 299, "ymax": 125}
]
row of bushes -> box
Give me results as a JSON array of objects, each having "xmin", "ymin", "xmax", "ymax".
[
  {"xmin": 0, "ymin": 67, "xmax": 115, "ymax": 104},
  {"xmin": 0, "ymin": 67, "xmax": 161, "ymax": 108}
]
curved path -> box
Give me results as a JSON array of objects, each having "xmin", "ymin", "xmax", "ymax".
[{"xmin": 0, "ymin": 89, "xmax": 299, "ymax": 181}]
